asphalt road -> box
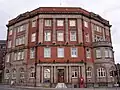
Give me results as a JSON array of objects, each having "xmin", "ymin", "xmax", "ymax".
[{"xmin": 0, "ymin": 85, "xmax": 120, "ymax": 90}]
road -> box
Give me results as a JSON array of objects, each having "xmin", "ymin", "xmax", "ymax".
[{"xmin": 0, "ymin": 85, "xmax": 120, "ymax": 90}]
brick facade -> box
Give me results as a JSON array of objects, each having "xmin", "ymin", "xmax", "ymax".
[{"xmin": 5, "ymin": 7, "xmax": 115, "ymax": 88}]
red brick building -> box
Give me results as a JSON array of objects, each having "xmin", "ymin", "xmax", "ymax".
[{"xmin": 5, "ymin": 7, "xmax": 115, "ymax": 88}]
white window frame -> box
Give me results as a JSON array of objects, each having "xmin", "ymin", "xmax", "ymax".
[
  {"xmin": 71, "ymin": 48, "xmax": 78, "ymax": 57},
  {"xmin": 31, "ymin": 33, "xmax": 36, "ymax": 42},
  {"xmin": 69, "ymin": 20, "xmax": 76, "ymax": 26},
  {"xmin": 97, "ymin": 68, "xmax": 106, "ymax": 77},
  {"xmin": 30, "ymin": 67, "xmax": 35, "ymax": 78},
  {"xmin": 72, "ymin": 70, "xmax": 78, "ymax": 78},
  {"xmin": 44, "ymin": 69, "xmax": 50, "ymax": 78},
  {"xmin": 105, "ymin": 49, "xmax": 109, "ymax": 58},
  {"xmin": 8, "ymin": 40, "xmax": 11, "ymax": 48},
  {"xmin": 87, "ymin": 67, "xmax": 92, "ymax": 78},
  {"xmin": 44, "ymin": 48, "xmax": 51, "ymax": 58},
  {"xmin": 30, "ymin": 48, "xmax": 35, "ymax": 59},
  {"xmin": 12, "ymin": 69, "xmax": 16, "ymax": 79},
  {"xmin": 86, "ymin": 48, "xmax": 91, "ymax": 58},
  {"xmin": 57, "ymin": 20, "xmax": 64, "ymax": 26},
  {"xmin": 70, "ymin": 31, "xmax": 76, "ymax": 41},
  {"xmin": 57, "ymin": 31, "xmax": 64, "ymax": 41},
  {"xmin": 44, "ymin": 31, "xmax": 51, "ymax": 41},
  {"xmin": 109, "ymin": 50, "xmax": 113, "ymax": 58},
  {"xmin": 85, "ymin": 33, "xmax": 90, "ymax": 42},
  {"xmin": 84, "ymin": 21, "xmax": 88, "ymax": 28},
  {"xmin": 45, "ymin": 20, "xmax": 52, "ymax": 26},
  {"xmin": 6, "ymin": 54, "xmax": 10, "ymax": 62},
  {"xmin": 96, "ymin": 49, "xmax": 101, "ymax": 58},
  {"xmin": 32, "ymin": 20, "xmax": 36, "ymax": 27},
  {"xmin": 58, "ymin": 48, "xmax": 64, "ymax": 58}
]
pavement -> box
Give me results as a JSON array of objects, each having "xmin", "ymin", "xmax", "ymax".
[{"xmin": 0, "ymin": 85, "xmax": 120, "ymax": 90}]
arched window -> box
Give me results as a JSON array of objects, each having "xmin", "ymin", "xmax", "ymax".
[
  {"xmin": 87, "ymin": 67, "xmax": 92, "ymax": 78},
  {"xmin": 44, "ymin": 69, "xmax": 50, "ymax": 78},
  {"xmin": 12, "ymin": 69, "xmax": 16, "ymax": 79},
  {"xmin": 97, "ymin": 68, "xmax": 106, "ymax": 77},
  {"xmin": 5, "ymin": 69, "xmax": 10, "ymax": 79},
  {"xmin": 30, "ymin": 67, "xmax": 35, "ymax": 78},
  {"xmin": 20, "ymin": 68, "xmax": 24, "ymax": 79}
]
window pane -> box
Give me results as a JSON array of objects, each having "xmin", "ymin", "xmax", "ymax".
[
  {"xmin": 84, "ymin": 21, "xmax": 88, "ymax": 27},
  {"xmin": 70, "ymin": 31, "xmax": 76, "ymax": 41},
  {"xmin": 57, "ymin": 20, "xmax": 64, "ymax": 26},
  {"xmin": 96, "ymin": 49, "xmax": 101, "ymax": 58},
  {"xmin": 44, "ymin": 48, "xmax": 51, "ymax": 58},
  {"xmin": 71, "ymin": 48, "xmax": 77, "ymax": 57},
  {"xmin": 58, "ymin": 48, "xmax": 64, "ymax": 57},
  {"xmin": 45, "ymin": 31, "xmax": 51, "ymax": 41},
  {"xmin": 31, "ymin": 33, "xmax": 36, "ymax": 42},
  {"xmin": 70, "ymin": 20, "xmax": 76, "ymax": 26},
  {"xmin": 57, "ymin": 32, "xmax": 64, "ymax": 41},
  {"xmin": 45, "ymin": 20, "xmax": 51, "ymax": 26}
]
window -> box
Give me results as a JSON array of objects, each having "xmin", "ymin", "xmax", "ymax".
[
  {"xmin": 6, "ymin": 54, "xmax": 10, "ymax": 62},
  {"xmin": 57, "ymin": 32, "xmax": 64, "ymax": 41},
  {"xmin": 109, "ymin": 70, "xmax": 114, "ymax": 77},
  {"xmin": 84, "ymin": 21, "xmax": 88, "ymax": 27},
  {"xmin": 9, "ymin": 29, "xmax": 12, "ymax": 35},
  {"xmin": 105, "ymin": 49, "xmax": 109, "ymax": 58},
  {"xmin": 97, "ymin": 68, "xmax": 106, "ymax": 77},
  {"xmin": 21, "ymin": 51, "xmax": 24, "ymax": 60},
  {"xmin": 30, "ymin": 48, "xmax": 35, "ymax": 59},
  {"xmin": 15, "ymin": 51, "xmax": 24, "ymax": 60},
  {"xmin": 5, "ymin": 69, "xmax": 10, "ymax": 79},
  {"xmin": 71, "ymin": 48, "xmax": 77, "ymax": 57},
  {"xmin": 44, "ymin": 48, "xmax": 51, "ymax": 58},
  {"xmin": 86, "ymin": 48, "xmax": 91, "ymax": 58},
  {"xmin": 31, "ymin": 33, "xmax": 36, "ymax": 42},
  {"xmin": 70, "ymin": 31, "xmax": 76, "ymax": 41},
  {"xmin": 87, "ymin": 67, "xmax": 92, "ymax": 78},
  {"xmin": 69, "ymin": 20, "xmax": 76, "ymax": 26},
  {"xmin": 20, "ymin": 68, "xmax": 24, "ymax": 79},
  {"xmin": 44, "ymin": 31, "xmax": 51, "ymax": 41},
  {"xmin": 58, "ymin": 48, "xmax": 64, "ymax": 58},
  {"xmin": 44, "ymin": 69, "xmax": 50, "ymax": 78},
  {"xmin": 17, "ymin": 25, "xmax": 26, "ymax": 32},
  {"xmin": 45, "ymin": 20, "xmax": 51, "ymax": 26},
  {"xmin": 12, "ymin": 69, "xmax": 16, "ymax": 79},
  {"xmin": 72, "ymin": 70, "xmax": 77, "ymax": 78},
  {"xmin": 32, "ymin": 20, "xmax": 36, "ymax": 27},
  {"xmin": 57, "ymin": 20, "xmax": 64, "ymax": 26},
  {"xmin": 85, "ymin": 33, "xmax": 90, "ymax": 42},
  {"xmin": 14, "ymin": 52, "xmax": 17, "ymax": 60},
  {"xmin": 15, "ymin": 36, "xmax": 25, "ymax": 46},
  {"xmin": 30, "ymin": 67, "xmax": 35, "ymax": 78},
  {"xmin": 109, "ymin": 50, "xmax": 112, "ymax": 58},
  {"xmin": 17, "ymin": 52, "xmax": 21, "ymax": 60},
  {"xmin": 106, "ymin": 29, "xmax": 109, "ymax": 36},
  {"xmin": 8, "ymin": 40, "xmax": 11, "ymax": 48},
  {"xmin": 96, "ymin": 49, "xmax": 101, "ymax": 58}
]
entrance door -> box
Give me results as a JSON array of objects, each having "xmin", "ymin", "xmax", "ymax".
[{"xmin": 58, "ymin": 69, "xmax": 64, "ymax": 83}]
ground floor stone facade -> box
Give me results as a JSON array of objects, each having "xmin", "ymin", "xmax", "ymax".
[{"xmin": 4, "ymin": 62, "xmax": 116, "ymax": 88}]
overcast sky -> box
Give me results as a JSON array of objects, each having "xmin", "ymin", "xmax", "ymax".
[{"xmin": 0, "ymin": 0, "xmax": 120, "ymax": 63}]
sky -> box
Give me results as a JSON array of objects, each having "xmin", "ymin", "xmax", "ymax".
[{"xmin": 0, "ymin": 0, "xmax": 120, "ymax": 63}]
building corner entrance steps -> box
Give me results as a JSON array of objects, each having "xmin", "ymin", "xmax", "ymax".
[{"xmin": 55, "ymin": 83, "xmax": 67, "ymax": 88}]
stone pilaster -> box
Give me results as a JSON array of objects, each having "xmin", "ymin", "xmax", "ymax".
[
  {"xmin": 66, "ymin": 66, "xmax": 68, "ymax": 83},
  {"xmin": 39, "ymin": 19, "xmax": 44, "ymax": 43},
  {"xmin": 51, "ymin": 66, "xmax": 53, "ymax": 83},
  {"xmin": 41, "ymin": 66, "xmax": 44, "ymax": 83},
  {"xmin": 53, "ymin": 18, "xmax": 56, "ymax": 43},
  {"xmin": 69, "ymin": 66, "xmax": 71, "ymax": 83},
  {"xmin": 65, "ymin": 18, "xmax": 69, "ymax": 42},
  {"xmin": 54, "ymin": 66, "xmax": 56, "ymax": 83}
]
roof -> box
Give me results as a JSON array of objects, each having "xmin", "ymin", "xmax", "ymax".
[{"xmin": 7, "ymin": 7, "xmax": 110, "ymax": 27}]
